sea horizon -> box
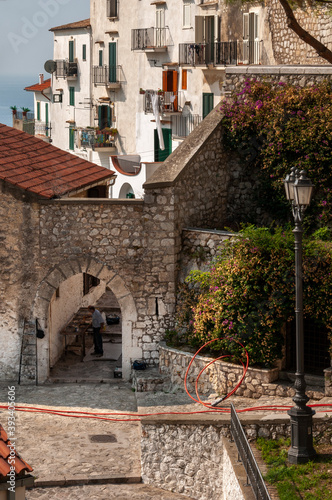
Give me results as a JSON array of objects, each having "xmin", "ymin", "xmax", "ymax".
[{"xmin": 0, "ymin": 74, "xmax": 37, "ymax": 127}]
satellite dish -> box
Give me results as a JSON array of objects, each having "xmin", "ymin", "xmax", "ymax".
[{"xmin": 44, "ymin": 60, "xmax": 57, "ymax": 74}]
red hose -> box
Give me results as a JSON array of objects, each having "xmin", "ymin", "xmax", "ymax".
[{"xmin": 1, "ymin": 339, "xmax": 331, "ymax": 420}]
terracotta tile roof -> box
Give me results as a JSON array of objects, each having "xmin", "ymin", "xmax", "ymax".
[
  {"xmin": 50, "ymin": 19, "xmax": 91, "ymax": 32},
  {"xmin": 0, "ymin": 124, "xmax": 115, "ymax": 199},
  {"xmin": 25, "ymin": 79, "xmax": 51, "ymax": 92},
  {"xmin": 0, "ymin": 424, "xmax": 33, "ymax": 477}
]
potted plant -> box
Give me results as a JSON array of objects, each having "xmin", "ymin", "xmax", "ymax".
[
  {"xmin": 10, "ymin": 105, "xmax": 17, "ymax": 115},
  {"xmin": 110, "ymin": 128, "xmax": 118, "ymax": 135},
  {"xmin": 21, "ymin": 107, "xmax": 31, "ymax": 117},
  {"xmin": 157, "ymin": 89, "xmax": 163, "ymax": 95},
  {"xmin": 139, "ymin": 88, "xmax": 146, "ymax": 95}
]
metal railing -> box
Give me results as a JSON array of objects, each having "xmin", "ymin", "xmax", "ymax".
[
  {"xmin": 143, "ymin": 90, "xmax": 178, "ymax": 114},
  {"xmin": 93, "ymin": 65, "xmax": 122, "ymax": 85},
  {"xmin": 55, "ymin": 60, "xmax": 78, "ymax": 78},
  {"xmin": 230, "ymin": 404, "xmax": 271, "ymax": 500},
  {"xmin": 179, "ymin": 40, "xmax": 262, "ymax": 66},
  {"xmin": 35, "ymin": 121, "xmax": 50, "ymax": 137},
  {"xmin": 15, "ymin": 111, "xmax": 34, "ymax": 120},
  {"xmin": 171, "ymin": 114, "xmax": 202, "ymax": 138},
  {"xmin": 131, "ymin": 27, "xmax": 170, "ymax": 50}
]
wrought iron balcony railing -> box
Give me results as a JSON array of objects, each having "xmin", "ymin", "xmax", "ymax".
[
  {"xmin": 93, "ymin": 65, "xmax": 123, "ymax": 87},
  {"xmin": 171, "ymin": 114, "xmax": 202, "ymax": 139},
  {"xmin": 179, "ymin": 40, "xmax": 262, "ymax": 66},
  {"xmin": 143, "ymin": 90, "xmax": 178, "ymax": 114},
  {"xmin": 131, "ymin": 27, "xmax": 170, "ymax": 51},
  {"xmin": 55, "ymin": 60, "xmax": 78, "ymax": 79}
]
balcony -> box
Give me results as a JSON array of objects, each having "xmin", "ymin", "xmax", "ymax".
[
  {"xmin": 55, "ymin": 60, "xmax": 78, "ymax": 79},
  {"xmin": 179, "ymin": 40, "xmax": 262, "ymax": 66},
  {"xmin": 171, "ymin": 114, "xmax": 202, "ymax": 139},
  {"xmin": 93, "ymin": 65, "xmax": 123, "ymax": 89},
  {"xmin": 143, "ymin": 90, "xmax": 179, "ymax": 114},
  {"xmin": 78, "ymin": 128, "xmax": 116, "ymax": 152},
  {"xmin": 131, "ymin": 27, "xmax": 170, "ymax": 52}
]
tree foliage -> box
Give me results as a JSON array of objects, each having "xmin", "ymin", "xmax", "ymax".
[
  {"xmin": 176, "ymin": 226, "xmax": 332, "ymax": 367},
  {"xmin": 220, "ymin": 79, "xmax": 332, "ymax": 228}
]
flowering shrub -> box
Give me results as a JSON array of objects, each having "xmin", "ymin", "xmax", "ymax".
[
  {"xmin": 176, "ymin": 226, "xmax": 332, "ymax": 367},
  {"xmin": 220, "ymin": 79, "xmax": 332, "ymax": 227}
]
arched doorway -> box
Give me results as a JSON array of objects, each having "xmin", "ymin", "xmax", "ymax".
[
  {"xmin": 33, "ymin": 256, "xmax": 139, "ymax": 383},
  {"xmin": 118, "ymin": 182, "xmax": 135, "ymax": 199}
]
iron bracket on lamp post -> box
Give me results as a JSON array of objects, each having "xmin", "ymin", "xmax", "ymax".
[{"xmin": 283, "ymin": 168, "xmax": 316, "ymax": 464}]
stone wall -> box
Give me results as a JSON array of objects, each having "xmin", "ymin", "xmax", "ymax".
[
  {"xmin": 179, "ymin": 228, "xmax": 233, "ymax": 282},
  {"xmin": 141, "ymin": 415, "xmax": 331, "ymax": 499},
  {"xmin": 159, "ymin": 343, "xmax": 279, "ymax": 399},
  {"xmin": 267, "ymin": 0, "xmax": 332, "ymax": 65},
  {"xmin": 223, "ymin": 66, "xmax": 332, "ymax": 96}
]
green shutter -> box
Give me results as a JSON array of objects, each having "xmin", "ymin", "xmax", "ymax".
[
  {"xmin": 45, "ymin": 103, "xmax": 49, "ymax": 137},
  {"xmin": 109, "ymin": 42, "xmax": 116, "ymax": 83},
  {"xmin": 202, "ymin": 92, "xmax": 213, "ymax": 119},
  {"xmin": 37, "ymin": 102, "xmax": 40, "ymax": 121},
  {"xmin": 69, "ymin": 41, "xmax": 74, "ymax": 62},
  {"xmin": 107, "ymin": 106, "xmax": 111, "ymax": 127},
  {"xmin": 99, "ymin": 50, "xmax": 103, "ymax": 67},
  {"xmin": 154, "ymin": 128, "xmax": 172, "ymax": 162},
  {"xmin": 69, "ymin": 127, "xmax": 75, "ymax": 151},
  {"xmin": 69, "ymin": 87, "xmax": 75, "ymax": 106},
  {"xmin": 98, "ymin": 106, "xmax": 103, "ymax": 129},
  {"xmin": 82, "ymin": 44, "xmax": 86, "ymax": 61}
]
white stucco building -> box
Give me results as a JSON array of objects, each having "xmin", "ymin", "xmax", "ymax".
[{"xmin": 33, "ymin": 0, "xmax": 268, "ymax": 198}]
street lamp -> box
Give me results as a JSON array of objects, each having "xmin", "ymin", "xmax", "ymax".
[{"xmin": 283, "ymin": 168, "xmax": 316, "ymax": 464}]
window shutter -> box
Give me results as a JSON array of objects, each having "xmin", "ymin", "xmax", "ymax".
[
  {"xmin": 98, "ymin": 106, "xmax": 103, "ymax": 129},
  {"xmin": 82, "ymin": 44, "xmax": 86, "ymax": 61},
  {"xmin": 162, "ymin": 71, "xmax": 167, "ymax": 91},
  {"xmin": 109, "ymin": 42, "xmax": 117, "ymax": 82},
  {"xmin": 182, "ymin": 69, "xmax": 187, "ymax": 90},
  {"xmin": 99, "ymin": 50, "xmax": 103, "ymax": 67},
  {"xmin": 203, "ymin": 92, "xmax": 213, "ymax": 119},
  {"xmin": 69, "ymin": 41, "xmax": 74, "ymax": 62},
  {"xmin": 37, "ymin": 102, "xmax": 40, "ymax": 121},
  {"xmin": 195, "ymin": 16, "xmax": 204, "ymax": 44},
  {"xmin": 249, "ymin": 12, "xmax": 255, "ymax": 41},
  {"xmin": 243, "ymin": 13, "xmax": 249, "ymax": 40},
  {"xmin": 107, "ymin": 106, "xmax": 111, "ymax": 127},
  {"xmin": 69, "ymin": 87, "xmax": 75, "ymax": 106},
  {"xmin": 108, "ymin": 0, "xmax": 118, "ymax": 18},
  {"xmin": 183, "ymin": 2, "xmax": 190, "ymax": 27}
]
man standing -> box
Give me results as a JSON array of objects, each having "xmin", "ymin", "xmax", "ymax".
[{"xmin": 88, "ymin": 305, "xmax": 105, "ymax": 357}]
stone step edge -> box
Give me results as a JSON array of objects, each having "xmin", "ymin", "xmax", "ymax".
[
  {"xmin": 46, "ymin": 377, "xmax": 119, "ymax": 384},
  {"xmin": 32, "ymin": 474, "xmax": 142, "ymax": 488}
]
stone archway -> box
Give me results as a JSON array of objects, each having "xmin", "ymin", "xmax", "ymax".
[{"xmin": 33, "ymin": 255, "xmax": 140, "ymax": 382}]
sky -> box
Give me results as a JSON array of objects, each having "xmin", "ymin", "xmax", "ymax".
[{"xmin": 0, "ymin": 0, "xmax": 90, "ymax": 78}]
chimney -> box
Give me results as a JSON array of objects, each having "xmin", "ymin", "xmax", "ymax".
[{"xmin": 39, "ymin": 74, "xmax": 44, "ymax": 85}]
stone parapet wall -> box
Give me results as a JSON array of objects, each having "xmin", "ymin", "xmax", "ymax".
[
  {"xmin": 159, "ymin": 343, "xmax": 279, "ymax": 399},
  {"xmin": 141, "ymin": 416, "xmax": 331, "ymax": 499},
  {"xmin": 223, "ymin": 66, "xmax": 332, "ymax": 95}
]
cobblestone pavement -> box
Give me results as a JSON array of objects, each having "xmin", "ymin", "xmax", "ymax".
[
  {"xmin": 0, "ymin": 382, "xmax": 330, "ymax": 500},
  {"xmin": 26, "ymin": 483, "xmax": 193, "ymax": 499}
]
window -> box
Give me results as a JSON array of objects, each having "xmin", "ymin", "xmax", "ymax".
[
  {"xmin": 183, "ymin": 1, "xmax": 191, "ymax": 28},
  {"xmin": 107, "ymin": 0, "xmax": 118, "ymax": 18},
  {"xmin": 82, "ymin": 44, "xmax": 86, "ymax": 61},
  {"xmin": 243, "ymin": 12, "xmax": 260, "ymax": 64},
  {"xmin": 37, "ymin": 101, "xmax": 40, "ymax": 121},
  {"xmin": 99, "ymin": 50, "xmax": 103, "ymax": 67},
  {"xmin": 69, "ymin": 40, "xmax": 74, "ymax": 62},
  {"xmin": 162, "ymin": 70, "xmax": 178, "ymax": 111},
  {"xmin": 182, "ymin": 69, "xmax": 187, "ymax": 90},
  {"xmin": 202, "ymin": 92, "xmax": 213, "ymax": 119},
  {"xmin": 98, "ymin": 105, "xmax": 112, "ymax": 129},
  {"xmin": 69, "ymin": 87, "xmax": 75, "ymax": 106},
  {"xmin": 83, "ymin": 273, "xmax": 100, "ymax": 295}
]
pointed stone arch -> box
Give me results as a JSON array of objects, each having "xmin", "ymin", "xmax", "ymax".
[{"xmin": 33, "ymin": 255, "xmax": 139, "ymax": 382}]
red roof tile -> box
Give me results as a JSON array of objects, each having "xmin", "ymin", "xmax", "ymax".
[
  {"xmin": 0, "ymin": 424, "xmax": 33, "ymax": 478},
  {"xmin": 25, "ymin": 79, "xmax": 51, "ymax": 92},
  {"xmin": 50, "ymin": 19, "xmax": 91, "ymax": 32},
  {"xmin": 0, "ymin": 124, "xmax": 115, "ymax": 199}
]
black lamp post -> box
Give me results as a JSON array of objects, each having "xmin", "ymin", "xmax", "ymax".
[{"xmin": 283, "ymin": 168, "xmax": 316, "ymax": 464}]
